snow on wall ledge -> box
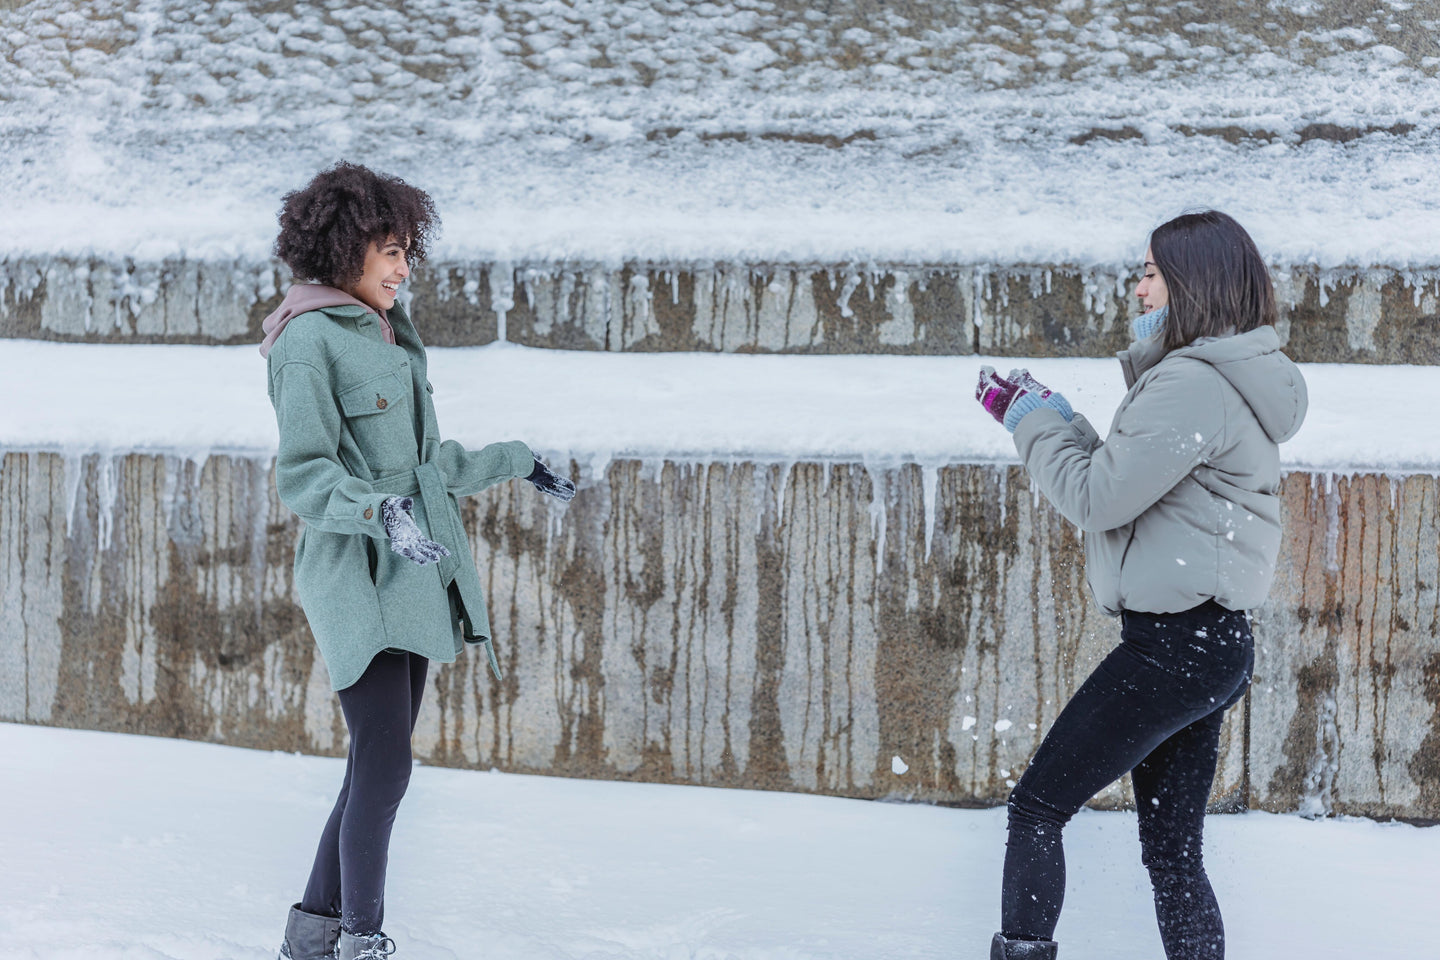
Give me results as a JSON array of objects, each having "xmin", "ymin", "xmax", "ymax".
[
  {"xmin": 4, "ymin": 258, "xmax": 1440, "ymax": 364},
  {"xmin": 2, "ymin": 450, "xmax": 1436, "ymax": 820}
]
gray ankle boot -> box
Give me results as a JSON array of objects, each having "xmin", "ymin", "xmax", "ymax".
[
  {"xmin": 990, "ymin": 932, "xmax": 1058, "ymax": 959},
  {"xmin": 338, "ymin": 930, "xmax": 397, "ymax": 960},
  {"xmin": 278, "ymin": 904, "xmax": 340, "ymax": 960}
]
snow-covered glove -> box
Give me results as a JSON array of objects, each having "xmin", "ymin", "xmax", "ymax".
[
  {"xmin": 975, "ymin": 366, "xmax": 1074, "ymax": 434},
  {"xmin": 527, "ymin": 457, "xmax": 576, "ymax": 502},
  {"xmin": 382, "ymin": 496, "xmax": 451, "ymax": 566}
]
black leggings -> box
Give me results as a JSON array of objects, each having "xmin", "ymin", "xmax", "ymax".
[
  {"xmin": 1002, "ymin": 601, "xmax": 1253, "ymax": 959},
  {"xmin": 300, "ymin": 650, "xmax": 428, "ymax": 936}
]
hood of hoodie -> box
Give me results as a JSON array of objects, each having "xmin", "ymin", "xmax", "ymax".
[
  {"xmin": 258, "ymin": 284, "xmax": 392, "ymax": 358},
  {"xmin": 1170, "ymin": 325, "xmax": 1308, "ymax": 443}
]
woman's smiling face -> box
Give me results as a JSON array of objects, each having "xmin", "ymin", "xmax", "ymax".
[
  {"xmin": 345, "ymin": 235, "xmax": 410, "ymax": 312},
  {"xmin": 1135, "ymin": 246, "xmax": 1168, "ymax": 313}
]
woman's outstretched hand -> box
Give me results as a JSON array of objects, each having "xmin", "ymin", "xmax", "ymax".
[
  {"xmin": 382, "ymin": 496, "xmax": 452, "ymax": 565},
  {"xmin": 527, "ymin": 457, "xmax": 577, "ymax": 502},
  {"xmin": 976, "ymin": 366, "xmax": 1073, "ymax": 433}
]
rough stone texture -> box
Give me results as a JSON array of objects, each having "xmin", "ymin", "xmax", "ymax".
[
  {"xmin": 1250, "ymin": 474, "xmax": 1440, "ymax": 821},
  {"xmin": 5, "ymin": 259, "xmax": 1440, "ymax": 364},
  {"xmin": 3, "ymin": 450, "xmax": 1433, "ymax": 816}
]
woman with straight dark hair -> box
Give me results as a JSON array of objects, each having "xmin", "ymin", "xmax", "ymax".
[
  {"xmin": 975, "ymin": 210, "xmax": 1307, "ymax": 959},
  {"xmin": 262, "ymin": 162, "xmax": 575, "ymax": 960}
]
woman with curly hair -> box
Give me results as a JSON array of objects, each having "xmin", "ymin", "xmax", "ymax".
[
  {"xmin": 262, "ymin": 162, "xmax": 574, "ymax": 960},
  {"xmin": 976, "ymin": 211, "xmax": 1307, "ymax": 959}
]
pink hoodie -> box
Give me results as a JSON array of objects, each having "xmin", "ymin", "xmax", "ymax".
[{"xmin": 258, "ymin": 284, "xmax": 396, "ymax": 358}]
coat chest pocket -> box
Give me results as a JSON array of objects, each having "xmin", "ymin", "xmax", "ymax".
[
  {"xmin": 339, "ymin": 371, "xmax": 404, "ymax": 417},
  {"xmin": 337, "ymin": 371, "xmax": 411, "ymax": 471}
]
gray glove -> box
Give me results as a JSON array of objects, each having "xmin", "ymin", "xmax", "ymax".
[{"xmin": 381, "ymin": 496, "xmax": 451, "ymax": 566}]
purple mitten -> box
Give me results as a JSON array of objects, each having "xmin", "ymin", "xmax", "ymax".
[
  {"xmin": 976, "ymin": 366, "xmax": 1024, "ymax": 425},
  {"xmin": 381, "ymin": 496, "xmax": 451, "ymax": 566}
]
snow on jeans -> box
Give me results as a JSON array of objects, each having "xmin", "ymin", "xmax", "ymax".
[
  {"xmin": 301, "ymin": 650, "xmax": 428, "ymax": 936},
  {"xmin": 1002, "ymin": 600, "xmax": 1253, "ymax": 960}
]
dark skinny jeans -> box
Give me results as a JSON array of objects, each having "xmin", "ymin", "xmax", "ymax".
[
  {"xmin": 300, "ymin": 650, "xmax": 428, "ymax": 936},
  {"xmin": 1002, "ymin": 600, "xmax": 1253, "ymax": 959}
]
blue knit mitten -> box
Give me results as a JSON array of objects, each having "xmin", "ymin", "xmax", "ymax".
[{"xmin": 1000, "ymin": 369, "xmax": 1073, "ymax": 433}]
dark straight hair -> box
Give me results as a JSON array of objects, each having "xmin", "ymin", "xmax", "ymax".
[{"xmin": 1149, "ymin": 210, "xmax": 1277, "ymax": 352}]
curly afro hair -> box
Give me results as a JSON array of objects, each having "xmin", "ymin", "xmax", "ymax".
[{"xmin": 274, "ymin": 162, "xmax": 439, "ymax": 287}]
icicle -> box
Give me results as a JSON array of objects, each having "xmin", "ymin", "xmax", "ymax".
[
  {"xmin": 489, "ymin": 262, "xmax": 515, "ymax": 342},
  {"xmin": 629, "ymin": 272, "xmax": 652, "ymax": 328},
  {"xmin": 1323, "ymin": 475, "xmax": 1341, "ymax": 574},
  {"xmin": 63, "ymin": 450, "xmax": 84, "ymax": 537},
  {"xmin": 998, "ymin": 466, "xmax": 1008, "ymax": 528},
  {"xmin": 96, "ymin": 454, "xmax": 118, "ymax": 553},
  {"xmin": 254, "ymin": 263, "xmax": 277, "ymax": 304},
  {"xmin": 1389, "ymin": 475, "xmax": 1399, "ymax": 512},
  {"xmin": 867, "ymin": 464, "xmax": 888, "ymax": 576},
  {"xmin": 775, "ymin": 460, "xmax": 793, "ymax": 522},
  {"xmin": 519, "ymin": 268, "xmax": 537, "ymax": 310},
  {"xmin": 836, "ymin": 271, "xmax": 862, "ymax": 318},
  {"xmin": 586, "ymin": 449, "xmax": 612, "ymax": 485},
  {"xmin": 921, "ymin": 463, "xmax": 939, "ymax": 561},
  {"xmin": 161, "ymin": 454, "xmax": 180, "ymax": 532}
]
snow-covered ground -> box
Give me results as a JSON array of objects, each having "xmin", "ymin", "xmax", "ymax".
[
  {"xmin": 0, "ymin": 338, "xmax": 1429, "ymax": 474},
  {"xmin": 0, "ymin": 722, "xmax": 1432, "ymax": 960},
  {"xmin": 3, "ymin": 1, "xmax": 1438, "ymax": 267}
]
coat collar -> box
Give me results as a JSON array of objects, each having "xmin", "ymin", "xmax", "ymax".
[{"xmin": 1117, "ymin": 334, "xmax": 1169, "ymax": 388}]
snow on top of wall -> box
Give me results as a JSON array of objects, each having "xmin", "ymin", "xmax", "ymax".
[
  {"xmin": 2, "ymin": 0, "xmax": 1439, "ymax": 266},
  {"xmin": 0, "ymin": 338, "xmax": 1428, "ymax": 474}
]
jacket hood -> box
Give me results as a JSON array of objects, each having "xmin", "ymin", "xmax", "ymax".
[
  {"xmin": 259, "ymin": 284, "xmax": 390, "ymax": 358},
  {"xmin": 1174, "ymin": 325, "xmax": 1308, "ymax": 443}
]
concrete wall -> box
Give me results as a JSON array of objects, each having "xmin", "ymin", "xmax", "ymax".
[
  {"xmin": 3, "ymin": 450, "xmax": 1435, "ymax": 818},
  {"xmin": 4, "ymin": 258, "xmax": 1439, "ymax": 363}
]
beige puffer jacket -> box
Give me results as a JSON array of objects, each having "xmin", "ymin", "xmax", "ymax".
[{"xmin": 1013, "ymin": 325, "xmax": 1307, "ymax": 616}]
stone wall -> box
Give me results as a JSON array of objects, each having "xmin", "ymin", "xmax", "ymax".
[
  {"xmin": 3, "ymin": 450, "xmax": 1435, "ymax": 818},
  {"xmin": 4, "ymin": 259, "xmax": 1438, "ymax": 363}
]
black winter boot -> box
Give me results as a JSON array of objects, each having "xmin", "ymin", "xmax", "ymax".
[
  {"xmin": 278, "ymin": 903, "xmax": 340, "ymax": 960},
  {"xmin": 990, "ymin": 932, "xmax": 1058, "ymax": 959},
  {"xmin": 338, "ymin": 930, "xmax": 397, "ymax": 960}
]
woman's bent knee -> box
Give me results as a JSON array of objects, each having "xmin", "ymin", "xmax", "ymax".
[{"xmin": 1007, "ymin": 782, "xmax": 1072, "ymax": 833}]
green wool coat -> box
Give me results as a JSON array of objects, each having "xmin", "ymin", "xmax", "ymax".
[{"xmin": 266, "ymin": 299, "xmax": 533, "ymax": 690}]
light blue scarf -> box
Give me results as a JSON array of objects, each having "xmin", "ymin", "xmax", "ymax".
[{"xmin": 1131, "ymin": 304, "xmax": 1168, "ymax": 342}]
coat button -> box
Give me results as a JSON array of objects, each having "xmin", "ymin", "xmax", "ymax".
[
  {"xmin": 376, "ymin": 397, "xmax": 388, "ymax": 410},
  {"xmin": 364, "ymin": 507, "xmax": 374, "ymax": 520}
]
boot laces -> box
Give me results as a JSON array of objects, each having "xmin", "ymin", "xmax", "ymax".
[{"xmin": 354, "ymin": 935, "xmax": 396, "ymax": 959}]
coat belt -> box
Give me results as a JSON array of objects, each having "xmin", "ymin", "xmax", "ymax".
[{"xmin": 368, "ymin": 464, "xmax": 502, "ymax": 680}]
